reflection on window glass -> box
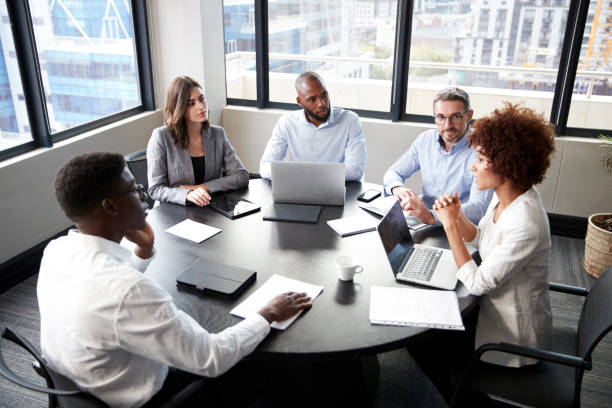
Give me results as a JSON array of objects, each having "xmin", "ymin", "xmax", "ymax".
[
  {"xmin": 269, "ymin": 0, "xmax": 397, "ymax": 111},
  {"xmin": 407, "ymin": 1, "xmax": 569, "ymax": 121},
  {"xmin": 0, "ymin": 1, "xmax": 33, "ymax": 152},
  {"xmin": 29, "ymin": 0, "xmax": 140, "ymax": 133},
  {"xmin": 224, "ymin": 0, "xmax": 256, "ymax": 101},
  {"xmin": 223, "ymin": 0, "xmax": 398, "ymax": 111},
  {"xmin": 567, "ymin": 0, "xmax": 612, "ymax": 130}
]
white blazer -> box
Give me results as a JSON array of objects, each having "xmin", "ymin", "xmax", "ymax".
[{"xmin": 457, "ymin": 187, "xmax": 553, "ymax": 367}]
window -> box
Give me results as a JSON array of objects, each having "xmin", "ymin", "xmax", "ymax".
[
  {"xmin": 0, "ymin": 0, "xmax": 153, "ymax": 160},
  {"xmin": 566, "ymin": 0, "xmax": 612, "ymax": 130},
  {"xmin": 223, "ymin": 0, "xmax": 610, "ymax": 136}
]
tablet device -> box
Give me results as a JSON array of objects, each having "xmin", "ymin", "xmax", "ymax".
[
  {"xmin": 176, "ymin": 259, "xmax": 256, "ymax": 298},
  {"xmin": 209, "ymin": 193, "xmax": 260, "ymax": 219}
]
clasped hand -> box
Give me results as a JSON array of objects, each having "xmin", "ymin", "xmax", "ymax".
[
  {"xmin": 433, "ymin": 192, "xmax": 461, "ymax": 227},
  {"xmin": 392, "ymin": 186, "xmax": 434, "ymax": 224},
  {"xmin": 184, "ymin": 185, "xmax": 211, "ymax": 207}
]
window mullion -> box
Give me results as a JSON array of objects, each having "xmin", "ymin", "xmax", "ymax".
[
  {"xmin": 255, "ymin": 0, "xmax": 269, "ymax": 109},
  {"xmin": 6, "ymin": 0, "xmax": 51, "ymax": 147},
  {"xmin": 390, "ymin": 0, "xmax": 413, "ymax": 122}
]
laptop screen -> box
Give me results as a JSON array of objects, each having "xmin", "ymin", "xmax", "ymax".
[{"xmin": 376, "ymin": 201, "xmax": 414, "ymax": 274}]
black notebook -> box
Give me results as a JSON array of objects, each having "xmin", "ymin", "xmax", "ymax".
[
  {"xmin": 176, "ymin": 259, "xmax": 256, "ymax": 298},
  {"xmin": 262, "ymin": 203, "xmax": 322, "ymax": 224}
]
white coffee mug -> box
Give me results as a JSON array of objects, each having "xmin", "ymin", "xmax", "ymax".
[{"xmin": 335, "ymin": 255, "xmax": 364, "ymax": 281}]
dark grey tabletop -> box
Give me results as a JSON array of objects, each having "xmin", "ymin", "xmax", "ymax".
[{"xmin": 145, "ymin": 179, "xmax": 476, "ymax": 360}]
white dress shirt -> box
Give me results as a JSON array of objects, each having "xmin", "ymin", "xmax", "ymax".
[
  {"xmin": 38, "ymin": 230, "xmax": 270, "ymax": 408},
  {"xmin": 457, "ymin": 187, "xmax": 553, "ymax": 367},
  {"xmin": 259, "ymin": 107, "xmax": 367, "ymax": 181}
]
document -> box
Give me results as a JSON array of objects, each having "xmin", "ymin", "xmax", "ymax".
[
  {"xmin": 165, "ymin": 219, "xmax": 221, "ymax": 243},
  {"xmin": 369, "ymin": 286, "xmax": 464, "ymax": 330},
  {"xmin": 327, "ymin": 214, "xmax": 379, "ymax": 237},
  {"xmin": 231, "ymin": 274, "xmax": 323, "ymax": 330}
]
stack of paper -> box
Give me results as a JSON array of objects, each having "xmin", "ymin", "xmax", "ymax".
[
  {"xmin": 369, "ymin": 286, "xmax": 464, "ymax": 330},
  {"xmin": 166, "ymin": 219, "xmax": 221, "ymax": 243},
  {"xmin": 231, "ymin": 274, "xmax": 323, "ymax": 330},
  {"xmin": 326, "ymin": 214, "xmax": 379, "ymax": 237}
]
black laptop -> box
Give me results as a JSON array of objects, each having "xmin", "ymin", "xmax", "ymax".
[{"xmin": 176, "ymin": 258, "xmax": 256, "ymax": 298}]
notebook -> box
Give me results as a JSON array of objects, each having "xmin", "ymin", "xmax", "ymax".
[
  {"xmin": 176, "ymin": 258, "xmax": 256, "ymax": 298},
  {"xmin": 359, "ymin": 195, "xmax": 427, "ymax": 230},
  {"xmin": 263, "ymin": 203, "xmax": 322, "ymax": 224},
  {"xmin": 327, "ymin": 214, "xmax": 378, "ymax": 237},
  {"xmin": 369, "ymin": 286, "xmax": 464, "ymax": 330},
  {"xmin": 377, "ymin": 201, "xmax": 458, "ymax": 290},
  {"xmin": 270, "ymin": 161, "xmax": 345, "ymax": 206}
]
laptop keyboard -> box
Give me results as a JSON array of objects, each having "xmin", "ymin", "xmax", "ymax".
[{"xmin": 398, "ymin": 247, "xmax": 443, "ymax": 282}]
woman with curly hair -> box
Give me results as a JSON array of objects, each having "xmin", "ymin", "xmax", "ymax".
[
  {"xmin": 147, "ymin": 76, "xmax": 248, "ymax": 206},
  {"xmin": 411, "ymin": 103, "xmax": 556, "ymax": 404}
]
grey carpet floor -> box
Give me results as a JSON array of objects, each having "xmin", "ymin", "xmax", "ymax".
[{"xmin": 0, "ymin": 235, "xmax": 610, "ymax": 407}]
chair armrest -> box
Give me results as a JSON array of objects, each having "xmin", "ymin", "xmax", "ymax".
[
  {"xmin": 473, "ymin": 342, "xmax": 590, "ymax": 369},
  {"xmin": 0, "ymin": 328, "xmax": 81, "ymax": 396},
  {"xmin": 549, "ymin": 282, "xmax": 588, "ymax": 296},
  {"xmin": 450, "ymin": 342, "xmax": 591, "ymax": 407},
  {"xmin": 125, "ymin": 149, "xmax": 147, "ymax": 162}
]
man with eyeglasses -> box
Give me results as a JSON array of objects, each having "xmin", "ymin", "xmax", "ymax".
[
  {"xmin": 38, "ymin": 152, "xmax": 311, "ymax": 407},
  {"xmin": 383, "ymin": 87, "xmax": 493, "ymax": 225}
]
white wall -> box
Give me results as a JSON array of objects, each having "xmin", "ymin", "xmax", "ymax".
[
  {"xmin": 0, "ymin": 111, "xmax": 163, "ymax": 265},
  {"xmin": 222, "ymin": 106, "xmax": 612, "ymax": 217}
]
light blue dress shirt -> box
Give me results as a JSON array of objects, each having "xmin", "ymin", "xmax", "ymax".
[
  {"xmin": 383, "ymin": 128, "xmax": 493, "ymax": 225},
  {"xmin": 259, "ymin": 107, "xmax": 367, "ymax": 181}
]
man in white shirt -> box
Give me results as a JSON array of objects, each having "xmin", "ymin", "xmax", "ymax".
[
  {"xmin": 38, "ymin": 152, "xmax": 312, "ymax": 407},
  {"xmin": 259, "ymin": 71, "xmax": 367, "ymax": 181}
]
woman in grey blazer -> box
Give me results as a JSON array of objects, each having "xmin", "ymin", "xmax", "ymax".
[{"xmin": 147, "ymin": 76, "xmax": 248, "ymax": 206}]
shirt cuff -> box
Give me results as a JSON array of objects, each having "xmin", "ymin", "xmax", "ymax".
[
  {"xmin": 385, "ymin": 182, "xmax": 403, "ymax": 195},
  {"xmin": 130, "ymin": 247, "xmax": 156, "ymax": 272},
  {"xmin": 243, "ymin": 313, "xmax": 271, "ymax": 336},
  {"xmin": 456, "ymin": 259, "xmax": 482, "ymax": 296}
]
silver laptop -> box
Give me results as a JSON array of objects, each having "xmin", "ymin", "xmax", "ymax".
[
  {"xmin": 377, "ymin": 201, "xmax": 457, "ymax": 290},
  {"xmin": 270, "ymin": 161, "xmax": 345, "ymax": 206}
]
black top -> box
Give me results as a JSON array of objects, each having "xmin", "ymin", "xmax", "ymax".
[{"xmin": 191, "ymin": 156, "xmax": 205, "ymax": 184}]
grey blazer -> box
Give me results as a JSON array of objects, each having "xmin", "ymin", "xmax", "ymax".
[{"xmin": 146, "ymin": 125, "xmax": 249, "ymax": 205}]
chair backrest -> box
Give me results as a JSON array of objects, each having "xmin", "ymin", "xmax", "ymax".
[
  {"xmin": 125, "ymin": 149, "xmax": 154, "ymax": 208},
  {"xmin": 577, "ymin": 269, "xmax": 612, "ymax": 358},
  {"xmin": 0, "ymin": 327, "xmax": 108, "ymax": 408}
]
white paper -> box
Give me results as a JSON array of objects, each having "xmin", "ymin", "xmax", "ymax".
[
  {"xmin": 358, "ymin": 195, "xmax": 397, "ymax": 216},
  {"xmin": 231, "ymin": 274, "xmax": 323, "ymax": 330},
  {"xmin": 327, "ymin": 214, "xmax": 378, "ymax": 237},
  {"xmin": 165, "ymin": 219, "xmax": 221, "ymax": 243},
  {"xmin": 369, "ymin": 286, "xmax": 464, "ymax": 330}
]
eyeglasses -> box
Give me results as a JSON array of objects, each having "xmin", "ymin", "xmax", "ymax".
[
  {"xmin": 433, "ymin": 112, "xmax": 468, "ymax": 125},
  {"xmin": 116, "ymin": 184, "xmax": 148, "ymax": 202}
]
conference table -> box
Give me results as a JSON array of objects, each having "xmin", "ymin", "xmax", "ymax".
[{"xmin": 144, "ymin": 179, "xmax": 477, "ymax": 360}]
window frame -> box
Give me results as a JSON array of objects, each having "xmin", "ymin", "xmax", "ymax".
[
  {"xmin": 226, "ymin": 0, "xmax": 606, "ymax": 138},
  {"xmin": 0, "ymin": 0, "xmax": 154, "ymax": 162}
]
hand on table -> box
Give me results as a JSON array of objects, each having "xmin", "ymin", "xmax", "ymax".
[
  {"xmin": 258, "ymin": 292, "xmax": 312, "ymax": 324},
  {"xmin": 433, "ymin": 192, "xmax": 462, "ymax": 228},
  {"xmin": 185, "ymin": 185, "xmax": 211, "ymax": 207},
  {"xmin": 124, "ymin": 221, "xmax": 155, "ymax": 259},
  {"xmin": 393, "ymin": 187, "xmax": 434, "ymax": 224}
]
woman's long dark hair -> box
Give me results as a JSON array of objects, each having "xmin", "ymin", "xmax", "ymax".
[{"xmin": 164, "ymin": 76, "xmax": 209, "ymax": 148}]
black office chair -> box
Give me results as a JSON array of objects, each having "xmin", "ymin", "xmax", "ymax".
[
  {"xmin": 124, "ymin": 149, "xmax": 155, "ymax": 208},
  {"xmin": 0, "ymin": 327, "xmax": 207, "ymax": 408},
  {"xmin": 450, "ymin": 269, "xmax": 612, "ymax": 408}
]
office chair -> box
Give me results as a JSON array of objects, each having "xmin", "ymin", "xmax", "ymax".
[
  {"xmin": 124, "ymin": 149, "xmax": 155, "ymax": 208},
  {"xmin": 0, "ymin": 327, "xmax": 207, "ymax": 408},
  {"xmin": 450, "ymin": 269, "xmax": 612, "ymax": 408}
]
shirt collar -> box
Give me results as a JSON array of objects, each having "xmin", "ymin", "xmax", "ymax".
[
  {"xmin": 68, "ymin": 229, "xmax": 133, "ymax": 264},
  {"xmin": 299, "ymin": 107, "xmax": 335, "ymax": 128},
  {"xmin": 436, "ymin": 127, "xmax": 471, "ymax": 153}
]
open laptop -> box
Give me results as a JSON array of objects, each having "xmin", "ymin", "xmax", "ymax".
[
  {"xmin": 270, "ymin": 161, "xmax": 345, "ymax": 206},
  {"xmin": 377, "ymin": 201, "xmax": 458, "ymax": 290}
]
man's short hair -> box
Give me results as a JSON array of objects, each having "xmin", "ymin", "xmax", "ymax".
[
  {"xmin": 433, "ymin": 87, "xmax": 471, "ymax": 111},
  {"xmin": 295, "ymin": 71, "xmax": 325, "ymax": 92},
  {"xmin": 55, "ymin": 152, "xmax": 126, "ymax": 219}
]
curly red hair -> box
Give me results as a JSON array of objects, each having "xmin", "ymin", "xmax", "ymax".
[{"xmin": 468, "ymin": 103, "xmax": 555, "ymax": 192}]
